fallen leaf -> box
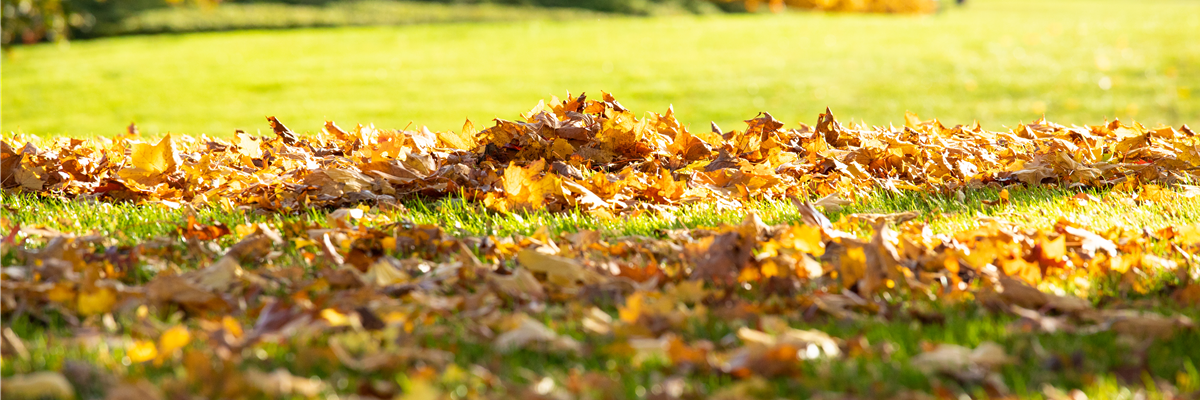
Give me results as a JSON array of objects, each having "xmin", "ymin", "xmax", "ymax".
[
  {"xmin": 246, "ymin": 368, "xmax": 325, "ymax": 397},
  {"xmin": 814, "ymin": 193, "xmax": 852, "ymax": 213},
  {"xmin": 1, "ymin": 371, "xmax": 75, "ymax": 400},
  {"xmin": 493, "ymin": 314, "xmax": 581, "ymax": 354},
  {"xmin": 104, "ymin": 381, "xmax": 164, "ymax": 400},
  {"xmin": 910, "ymin": 341, "xmax": 1012, "ymax": 375},
  {"xmin": 517, "ymin": 248, "xmax": 604, "ymax": 287}
]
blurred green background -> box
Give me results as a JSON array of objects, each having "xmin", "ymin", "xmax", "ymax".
[{"xmin": 2, "ymin": 0, "xmax": 1197, "ymax": 137}]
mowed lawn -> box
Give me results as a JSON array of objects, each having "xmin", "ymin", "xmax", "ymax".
[{"xmin": 3, "ymin": 0, "xmax": 1198, "ymax": 137}]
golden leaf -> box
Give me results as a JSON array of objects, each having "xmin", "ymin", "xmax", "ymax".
[
  {"xmin": 158, "ymin": 325, "xmax": 191, "ymax": 356},
  {"xmin": 119, "ymin": 134, "xmax": 180, "ymax": 184},
  {"xmin": 76, "ymin": 286, "xmax": 117, "ymax": 316},
  {"xmin": 127, "ymin": 340, "xmax": 159, "ymax": 363}
]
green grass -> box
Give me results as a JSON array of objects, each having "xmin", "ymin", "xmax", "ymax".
[
  {"xmin": 4, "ymin": 0, "xmax": 1198, "ymax": 137},
  {"xmin": 5, "ymin": 185, "xmax": 1197, "ymax": 244}
]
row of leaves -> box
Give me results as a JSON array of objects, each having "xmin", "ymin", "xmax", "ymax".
[{"xmin": 3, "ymin": 92, "xmax": 1199, "ymax": 219}]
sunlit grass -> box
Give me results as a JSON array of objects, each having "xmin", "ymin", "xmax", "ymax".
[
  {"xmin": 5, "ymin": 185, "xmax": 1196, "ymax": 244},
  {"xmin": 4, "ymin": 0, "xmax": 1197, "ymax": 137}
]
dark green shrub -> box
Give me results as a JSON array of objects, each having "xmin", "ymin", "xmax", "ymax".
[
  {"xmin": 413, "ymin": 0, "xmax": 723, "ymax": 15},
  {"xmin": 3, "ymin": 0, "xmax": 734, "ymax": 47}
]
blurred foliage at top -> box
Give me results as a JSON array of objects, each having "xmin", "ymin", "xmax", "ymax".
[
  {"xmin": 1, "ymin": 0, "xmax": 218, "ymax": 47},
  {"xmin": 726, "ymin": 0, "xmax": 935, "ymax": 13},
  {"xmin": 1, "ymin": 0, "xmax": 936, "ymax": 48}
]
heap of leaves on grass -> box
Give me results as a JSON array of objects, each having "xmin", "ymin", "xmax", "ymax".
[
  {"xmin": 2, "ymin": 92, "xmax": 1198, "ymax": 218},
  {"xmin": 2, "ymin": 93, "xmax": 1200, "ymax": 399}
]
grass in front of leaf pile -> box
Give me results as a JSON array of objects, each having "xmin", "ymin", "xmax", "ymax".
[
  {"xmin": 3, "ymin": 186, "xmax": 1199, "ymax": 398},
  {"xmin": 4, "ymin": 0, "xmax": 1198, "ymax": 137},
  {"xmin": 5, "ymin": 185, "xmax": 1198, "ymax": 244}
]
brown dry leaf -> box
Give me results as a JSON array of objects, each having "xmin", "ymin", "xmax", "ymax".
[
  {"xmin": 361, "ymin": 259, "xmax": 409, "ymax": 287},
  {"xmin": 489, "ymin": 268, "xmax": 547, "ymax": 302},
  {"xmin": 245, "ymin": 368, "xmax": 325, "ymax": 397},
  {"xmin": 145, "ymin": 271, "xmax": 230, "ymax": 313},
  {"xmin": 690, "ymin": 213, "xmax": 761, "ymax": 285},
  {"xmin": 980, "ymin": 276, "xmax": 1091, "ymax": 313},
  {"xmin": 267, "ymin": 116, "xmax": 300, "ymax": 145},
  {"xmin": 0, "ymin": 141, "xmax": 21, "ymax": 178},
  {"xmin": 813, "ymin": 193, "xmax": 852, "ymax": 213},
  {"xmin": 1174, "ymin": 284, "xmax": 1200, "ymax": 306},
  {"xmin": 736, "ymin": 326, "xmax": 841, "ymax": 359},
  {"xmin": 910, "ymin": 341, "xmax": 1013, "ymax": 375},
  {"xmin": 493, "ymin": 314, "xmax": 581, "ymax": 354},
  {"xmin": 1, "ymin": 371, "xmax": 75, "ymax": 400},
  {"xmin": 104, "ymin": 381, "xmax": 165, "ymax": 400},
  {"xmin": 2, "ymin": 327, "xmax": 30, "ymax": 360},
  {"xmin": 516, "ymin": 248, "xmax": 604, "ymax": 287},
  {"xmin": 178, "ymin": 215, "xmax": 230, "ymax": 241},
  {"xmin": 1084, "ymin": 310, "xmax": 1196, "ymax": 340},
  {"xmin": 846, "ymin": 211, "xmax": 920, "ymax": 226}
]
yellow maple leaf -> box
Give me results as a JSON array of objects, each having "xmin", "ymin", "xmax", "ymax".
[
  {"xmin": 840, "ymin": 246, "xmax": 867, "ymax": 291},
  {"xmin": 127, "ymin": 340, "xmax": 158, "ymax": 363},
  {"xmin": 119, "ymin": 134, "xmax": 180, "ymax": 184},
  {"xmin": 158, "ymin": 325, "xmax": 191, "ymax": 356},
  {"xmin": 495, "ymin": 160, "xmax": 562, "ymax": 212},
  {"xmin": 77, "ymin": 286, "xmax": 117, "ymax": 316},
  {"xmin": 234, "ymin": 132, "xmax": 263, "ymax": 160}
]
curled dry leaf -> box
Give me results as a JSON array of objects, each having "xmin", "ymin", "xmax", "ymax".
[
  {"xmin": 846, "ymin": 211, "xmax": 920, "ymax": 226},
  {"xmin": 910, "ymin": 341, "xmax": 1013, "ymax": 375},
  {"xmin": 489, "ymin": 268, "xmax": 547, "ymax": 302},
  {"xmin": 813, "ymin": 193, "xmax": 852, "ymax": 213},
  {"xmin": 0, "ymin": 371, "xmax": 76, "ymax": 400},
  {"xmin": 245, "ymin": 368, "xmax": 325, "ymax": 398},
  {"xmin": 1084, "ymin": 310, "xmax": 1196, "ymax": 340},
  {"xmin": 736, "ymin": 326, "xmax": 841, "ymax": 359},
  {"xmin": 517, "ymin": 248, "xmax": 605, "ymax": 288},
  {"xmin": 103, "ymin": 381, "xmax": 165, "ymax": 400},
  {"xmin": 493, "ymin": 314, "xmax": 581, "ymax": 354}
]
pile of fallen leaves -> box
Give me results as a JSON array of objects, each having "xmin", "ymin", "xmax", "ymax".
[
  {"xmin": 3, "ymin": 93, "xmax": 1200, "ymax": 399},
  {"xmin": 2, "ymin": 93, "xmax": 1198, "ymax": 218}
]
